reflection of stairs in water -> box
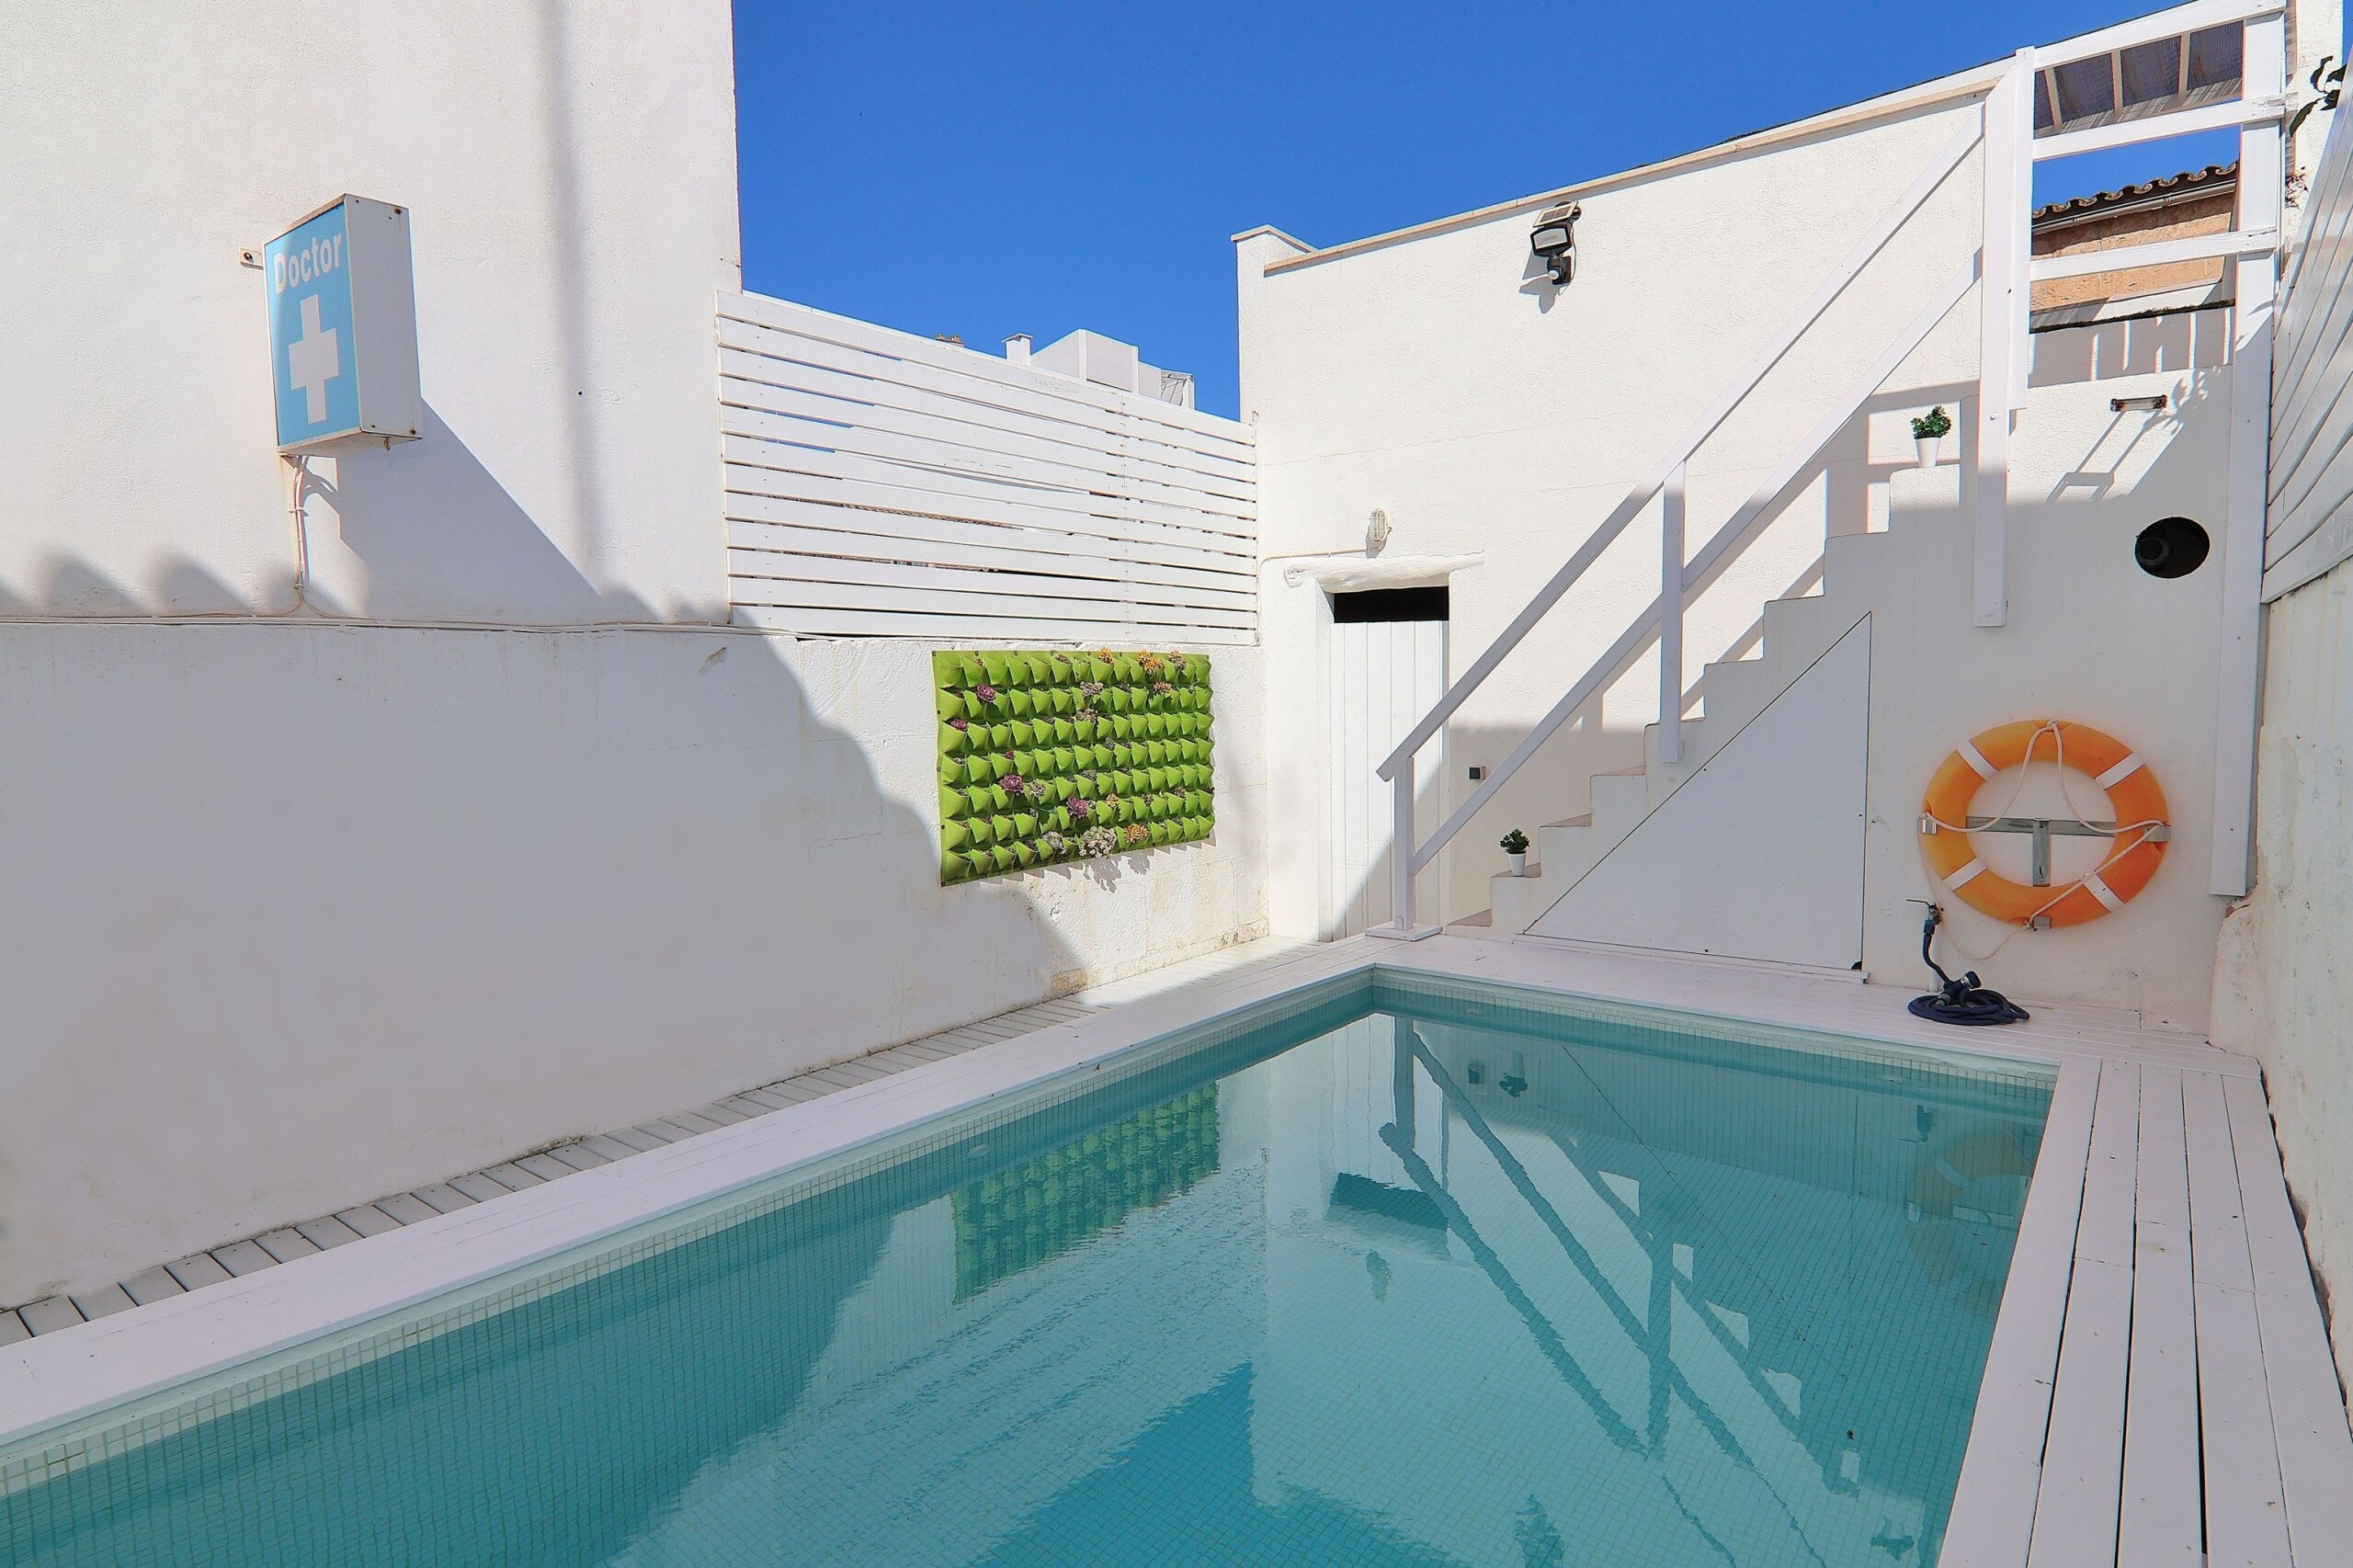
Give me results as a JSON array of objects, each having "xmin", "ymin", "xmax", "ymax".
[{"xmin": 1381, "ymin": 1029, "xmax": 1902, "ymax": 1565}]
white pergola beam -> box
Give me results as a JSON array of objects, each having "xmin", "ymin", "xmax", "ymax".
[{"xmin": 2033, "ymin": 96, "xmax": 2285, "ymax": 163}]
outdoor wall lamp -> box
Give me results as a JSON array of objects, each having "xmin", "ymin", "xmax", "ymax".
[{"xmin": 1530, "ymin": 201, "xmax": 1580, "ymax": 285}]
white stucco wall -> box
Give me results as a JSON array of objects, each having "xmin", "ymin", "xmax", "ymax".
[
  {"xmin": 0, "ymin": 6, "xmax": 1269, "ymax": 1303},
  {"xmin": 1857, "ymin": 345, "xmax": 2234, "ymax": 1028},
  {"xmin": 1238, "ymin": 99, "xmax": 1985, "ymax": 939},
  {"xmin": 0, "ymin": 0, "xmax": 740, "ymax": 623},
  {"xmin": 2212, "ymin": 555, "xmax": 2353, "ymax": 1392},
  {"xmin": 0, "ymin": 627, "xmax": 1267, "ymax": 1302},
  {"xmin": 1242, "ymin": 87, "xmax": 2243, "ymax": 1026}
]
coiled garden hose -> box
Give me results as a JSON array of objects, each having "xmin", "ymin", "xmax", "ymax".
[{"xmin": 1907, "ymin": 903, "xmax": 2029, "ymax": 1027}]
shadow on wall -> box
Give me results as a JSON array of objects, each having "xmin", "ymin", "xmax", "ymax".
[
  {"xmin": 1403, "ymin": 376, "xmax": 1963, "ymax": 920},
  {"xmin": 0, "ymin": 402, "xmax": 672, "ymax": 623},
  {"xmin": 2030, "ymin": 306, "xmax": 2230, "ymax": 392},
  {"xmin": 313, "ymin": 403, "xmax": 652, "ymax": 622},
  {"xmin": 1402, "ymin": 334, "xmax": 2218, "ymax": 923},
  {"xmin": 0, "ymin": 611, "xmax": 1089, "ymax": 1303}
]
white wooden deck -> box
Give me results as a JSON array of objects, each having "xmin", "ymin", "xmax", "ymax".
[
  {"xmin": 0, "ymin": 937, "xmax": 1313, "ymax": 1345},
  {"xmin": 1940, "ymin": 1052, "xmax": 2353, "ymax": 1568}
]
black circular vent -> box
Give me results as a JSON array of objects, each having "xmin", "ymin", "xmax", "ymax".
[{"xmin": 2134, "ymin": 517, "xmax": 2210, "ymax": 579}]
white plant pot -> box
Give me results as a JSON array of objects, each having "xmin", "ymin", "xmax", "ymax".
[
  {"xmin": 1506, "ymin": 852, "xmax": 1528, "ymax": 877},
  {"xmin": 1915, "ymin": 434, "xmax": 1940, "ymax": 468}
]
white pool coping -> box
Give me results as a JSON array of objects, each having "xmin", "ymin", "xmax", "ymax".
[{"xmin": 4, "ymin": 930, "xmax": 2342, "ymax": 1568}]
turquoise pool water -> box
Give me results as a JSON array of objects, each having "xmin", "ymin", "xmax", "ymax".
[{"xmin": 1, "ymin": 975, "xmax": 2052, "ymax": 1567}]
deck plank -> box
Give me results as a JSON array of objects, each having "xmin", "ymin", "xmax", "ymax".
[
  {"xmin": 119, "ymin": 1266, "xmax": 188, "ymax": 1306},
  {"xmin": 2184, "ymin": 1071, "xmax": 2292, "ymax": 1567},
  {"xmin": 68, "ymin": 1284, "xmax": 137, "ymax": 1322},
  {"xmin": 17, "ymin": 1298, "xmax": 82, "ymax": 1335},
  {"xmin": 293, "ymin": 1215, "xmax": 369, "ymax": 1250},
  {"xmin": 209, "ymin": 1242, "xmax": 278, "ymax": 1278},
  {"xmin": 2119, "ymin": 1067, "xmax": 2201, "ymax": 1568},
  {"xmin": 163, "ymin": 1254, "xmax": 233, "ymax": 1290},
  {"xmin": 479, "ymin": 1164, "xmax": 546, "ymax": 1190},
  {"xmin": 1940, "ymin": 1055, "xmax": 2101, "ymax": 1568},
  {"xmin": 2222, "ymin": 1075, "xmax": 2353, "ymax": 1565},
  {"xmin": 2026, "ymin": 1059, "xmax": 2140, "ymax": 1568}
]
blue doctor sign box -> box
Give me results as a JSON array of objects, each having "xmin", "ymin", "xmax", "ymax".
[{"xmin": 264, "ymin": 196, "xmax": 422, "ymax": 455}]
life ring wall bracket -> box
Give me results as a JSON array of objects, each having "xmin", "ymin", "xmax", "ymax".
[{"xmin": 1917, "ymin": 720, "xmax": 2170, "ymax": 929}]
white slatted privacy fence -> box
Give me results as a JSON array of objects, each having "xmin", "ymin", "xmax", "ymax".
[
  {"xmin": 718, "ymin": 292, "xmax": 1258, "ymax": 643},
  {"xmin": 2267, "ymin": 102, "xmax": 2353, "ymax": 600}
]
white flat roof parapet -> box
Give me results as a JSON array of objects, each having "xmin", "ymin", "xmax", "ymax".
[
  {"xmin": 1229, "ymin": 224, "xmax": 1314, "ymax": 252},
  {"xmin": 1252, "ymin": 0, "xmax": 2284, "ymax": 276}
]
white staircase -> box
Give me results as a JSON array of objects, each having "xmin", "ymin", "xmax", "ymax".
[
  {"xmin": 1374, "ymin": 13, "xmax": 2284, "ymax": 959},
  {"xmin": 1482, "ymin": 472, "xmax": 1954, "ymax": 943},
  {"xmin": 1368, "ymin": 118, "xmax": 1986, "ymax": 945},
  {"xmin": 1489, "ymin": 574, "xmax": 1869, "ymax": 937}
]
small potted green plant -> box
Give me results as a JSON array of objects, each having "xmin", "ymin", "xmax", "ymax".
[
  {"xmin": 1912, "ymin": 405, "xmax": 1952, "ymax": 468},
  {"xmin": 1500, "ymin": 827, "xmax": 1530, "ymax": 877}
]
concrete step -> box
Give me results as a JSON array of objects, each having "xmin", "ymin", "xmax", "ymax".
[
  {"xmin": 1760, "ymin": 592, "xmax": 1836, "ymax": 662},
  {"xmin": 1692, "ymin": 654, "xmax": 1779, "ymax": 733},
  {"xmin": 1492, "ymin": 863, "xmax": 1554, "ymax": 930}
]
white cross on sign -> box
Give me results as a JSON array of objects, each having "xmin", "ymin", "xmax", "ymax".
[{"xmin": 287, "ymin": 294, "xmax": 341, "ymax": 424}]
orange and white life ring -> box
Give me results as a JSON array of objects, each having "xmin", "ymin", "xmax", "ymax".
[{"xmin": 1919, "ymin": 720, "xmax": 2169, "ymax": 928}]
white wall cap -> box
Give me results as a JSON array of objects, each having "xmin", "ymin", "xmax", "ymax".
[
  {"xmin": 1256, "ymin": 0, "xmax": 2269, "ymax": 278},
  {"xmin": 1230, "ymin": 224, "xmax": 1315, "ymax": 252},
  {"xmin": 1280, "ymin": 553, "xmax": 1484, "ymax": 591},
  {"xmin": 1027, "ymin": 329, "xmax": 1193, "ymax": 397}
]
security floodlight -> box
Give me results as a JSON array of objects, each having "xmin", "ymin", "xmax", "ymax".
[{"xmin": 1531, "ymin": 202, "xmax": 1580, "ymax": 285}]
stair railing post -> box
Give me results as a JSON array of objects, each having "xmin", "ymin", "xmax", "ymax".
[
  {"xmin": 1973, "ymin": 51, "xmax": 2030, "ymax": 630},
  {"xmin": 1391, "ymin": 766, "xmax": 1417, "ymax": 932},
  {"xmin": 1659, "ymin": 462, "xmax": 1687, "ymax": 765}
]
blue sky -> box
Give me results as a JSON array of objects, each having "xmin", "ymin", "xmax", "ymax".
[{"xmin": 734, "ymin": 2, "xmax": 2242, "ymax": 417}]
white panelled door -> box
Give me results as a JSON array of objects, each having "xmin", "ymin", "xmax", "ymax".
[{"xmin": 1324, "ymin": 614, "xmax": 1447, "ymax": 938}]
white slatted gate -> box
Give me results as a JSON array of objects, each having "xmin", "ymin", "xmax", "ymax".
[
  {"xmin": 1324, "ymin": 618, "xmax": 1447, "ymax": 938},
  {"xmin": 717, "ymin": 292, "xmax": 1256, "ymax": 642}
]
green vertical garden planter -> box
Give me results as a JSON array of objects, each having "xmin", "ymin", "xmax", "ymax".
[{"xmin": 935, "ymin": 648, "xmax": 1214, "ymax": 883}]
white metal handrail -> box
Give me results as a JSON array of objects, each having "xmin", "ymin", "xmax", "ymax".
[
  {"xmin": 1394, "ymin": 256, "xmax": 1979, "ymax": 899},
  {"xmin": 1375, "ymin": 120, "xmax": 1982, "ymax": 787},
  {"xmin": 1371, "ymin": 119, "xmax": 1983, "ymax": 932}
]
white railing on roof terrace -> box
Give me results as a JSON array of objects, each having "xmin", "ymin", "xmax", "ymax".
[
  {"xmin": 716, "ymin": 293, "xmax": 1257, "ymax": 644},
  {"xmin": 1373, "ymin": 0, "xmax": 2288, "ymax": 937}
]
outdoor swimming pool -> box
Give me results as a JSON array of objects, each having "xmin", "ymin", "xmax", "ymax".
[{"xmin": 1, "ymin": 974, "xmax": 2052, "ymax": 1566}]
